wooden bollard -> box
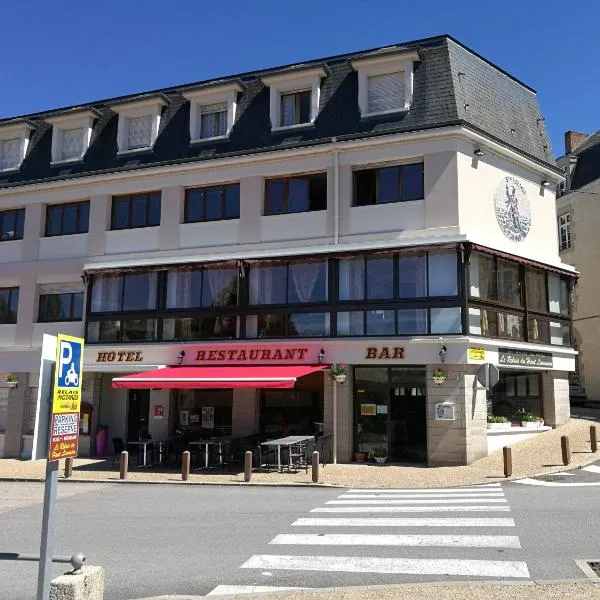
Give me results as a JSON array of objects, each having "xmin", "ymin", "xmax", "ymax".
[
  {"xmin": 503, "ymin": 446, "xmax": 512, "ymax": 478},
  {"xmin": 244, "ymin": 450, "xmax": 252, "ymax": 482},
  {"xmin": 561, "ymin": 435, "xmax": 571, "ymax": 466},
  {"xmin": 591, "ymin": 426, "xmax": 598, "ymax": 453},
  {"xmin": 119, "ymin": 451, "xmax": 128, "ymax": 480},
  {"xmin": 182, "ymin": 450, "xmax": 190, "ymax": 481},
  {"xmin": 64, "ymin": 457, "xmax": 73, "ymax": 479},
  {"xmin": 312, "ymin": 451, "xmax": 319, "ymax": 483}
]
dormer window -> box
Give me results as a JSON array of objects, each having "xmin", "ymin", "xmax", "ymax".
[
  {"xmin": 0, "ymin": 121, "xmax": 34, "ymax": 171},
  {"xmin": 262, "ymin": 67, "xmax": 325, "ymax": 131},
  {"xmin": 47, "ymin": 109, "xmax": 97, "ymax": 164},
  {"xmin": 183, "ymin": 82, "xmax": 242, "ymax": 143},
  {"xmin": 112, "ymin": 96, "xmax": 167, "ymax": 154},
  {"xmin": 351, "ymin": 50, "xmax": 419, "ymax": 117}
]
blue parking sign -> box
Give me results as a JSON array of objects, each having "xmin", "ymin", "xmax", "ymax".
[{"xmin": 52, "ymin": 334, "xmax": 85, "ymax": 414}]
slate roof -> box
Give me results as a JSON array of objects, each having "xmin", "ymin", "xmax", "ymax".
[
  {"xmin": 0, "ymin": 35, "xmax": 557, "ymax": 190},
  {"xmin": 570, "ymin": 130, "xmax": 600, "ymax": 190}
]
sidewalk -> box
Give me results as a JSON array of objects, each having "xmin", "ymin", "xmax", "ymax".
[{"xmin": 2, "ymin": 416, "xmax": 599, "ymax": 488}]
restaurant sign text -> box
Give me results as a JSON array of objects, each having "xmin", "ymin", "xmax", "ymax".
[
  {"xmin": 195, "ymin": 347, "xmax": 310, "ymax": 362},
  {"xmin": 498, "ymin": 349, "xmax": 553, "ymax": 368}
]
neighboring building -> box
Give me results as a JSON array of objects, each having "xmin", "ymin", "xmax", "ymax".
[
  {"xmin": 0, "ymin": 35, "xmax": 575, "ymax": 465},
  {"xmin": 557, "ymin": 130, "xmax": 600, "ymax": 401}
]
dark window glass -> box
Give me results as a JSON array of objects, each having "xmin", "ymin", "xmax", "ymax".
[
  {"xmin": 366, "ymin": 310, "xmax": 395, "ymax": 335},
  {"xmin": 205, "ymin": 188, "xmax": 222, "ymax": 221},
  {"xmin": 0, "ymin": 209, "xmax": 26, "ymax": 241},
  {"xmin": 201, "ymin": 268, "xmax": 238, "ymax": 307},
  {"xmin": 526, "ymin": 269, "xmax": 547, "ymax": 312},
  {"xmin": 253, "ymin": 314, "xmax": 287, "ymax": 338},
  {"xmin": 428, "ymin": 252, "xmax": 458, "ymax": 296},
  {"xmin": 111, "ymin": 192, "xmax": 161, "ymax": 230},
  {"xmin": 45, "ymin": 202, "xmax": 89, "ymax": 236},
  {"xmin": 38, "ymin": 293, "xmax": 83, "ymax": 322},
  {"xmin": 337, "ymin": 311, "xmax": 364, "ymax": 336},
  {"xmin": 265, "ymin": 173, "xmax": 326, "ymax": 215},
  {"xmin": 280, "ymin": 90, "xmax": 312, "ymax": 127},
  {"xmin": 288, "ymin": 261, "xmax": 328, "ymax": 303},
  {"xmin": 249, "ymin": 263, "xmax": 287, "ymax": 305},
  {"xmin": 430, "ymin": 307, "xmax": 462, "ymax": 334},
  {"xmin": 225, "ymin": 186, "xmax": 240, "ymax": 219},
  {"xmin": 366, "ymin": 255, "xmax": 394, "ymax": 300},
  {"xmin": 288, "ymin": 313, "xmax": 330, "ymax": 337},
  {"xmin": 497, "ymin": 259, "xmax": 521, "ymax": 305},
  {"xmin": 354, "ymin": 163, "xmax": 423, "ymax": 206},
  {"xmin": 0, "ymin": 287, "xmax": 18, "ymax": 323},
  {"xmin": 122, "ymin": 274, "xmax": 156, "ymax": 311},
  {"xmin": 471, "ymin": 253, "xmax": 497, "ymax": 300},
  {"xmin": 338, "ymin": 258, "xmax": 365, "ymax": 301},
  {"xmin": 398, "ymin": 253, "xmax": 427, "ymax": 298},
  {"xmin": 298, "ymin": 91, "xmax": 311, "ymax": 123},
  {"xmin": 185, "ymin": 185, "xmax": 240, "ymax": 223},
  {"xmin": 166, "ymin": 270, "xmax": 203, "ymax": 309},
  {"xmin": 185, "ymin": 190, "xmax": 203, "ymax": 222},
  {"xmin": 397, "ymin": 309, "xmax": 428, "ymax": 334},
  {"xmin": 528, "ymin": 317, "xmax": 549, "ymax": 344},
  {"xmin": 497, "ymin": 312, "xmax": 524, "ymax": 340},
  {"xmin": 162, "ymin": 316, "xmax": 237, "ymax": 340},
  {"xmin": 89, "ymin": 319, "xmax": 157, "ymax": 343}
]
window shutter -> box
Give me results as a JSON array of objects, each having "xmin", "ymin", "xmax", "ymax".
[
  {"xmin": 127, "ymin": 115, "xmax": 153, "ymax": 149},
  {"xmin": 367, "ymin": 72, "xmax": 405, "ymax": 114},
  {"xmin": 61, "ymin": 128, "xmax": 83, "ymax": 160},
  {"xmin": 0, "ymin": 138, "xmax": 21, "ymax": 170}
]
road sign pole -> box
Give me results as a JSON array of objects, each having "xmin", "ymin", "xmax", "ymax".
[{"xmin": 36, "ymin": 459, "xmax": 59, "ymax": 600}]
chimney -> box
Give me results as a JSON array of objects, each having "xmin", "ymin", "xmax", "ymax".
[{"xmin": 565, "ymin": 130, "xmax": 589, "ymax": 154}]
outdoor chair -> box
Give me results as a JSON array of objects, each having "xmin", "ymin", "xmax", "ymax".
[
  {"xmin": 111, "ymin": 437, "xmax": 136, "ymax": 467},
  {"xmin": 288, "ymin": 439, "xmax": 311, "ymax": 473}
]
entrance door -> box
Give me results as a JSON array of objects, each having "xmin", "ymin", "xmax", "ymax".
[{"xmin": 127, "ymin": 390, "xmax": 150, "ymax": 441}]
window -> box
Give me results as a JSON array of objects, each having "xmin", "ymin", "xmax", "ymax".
[
  {"xmin": 367, "ymin": 71, "xmax": 405, "ymax": 114},
  {"xmin": 166, "ymin": 267, "xmax": 238, "ymax": 309},
  {"xmin": 265, "ymin": 173, "xmax": 327, "ymax": 214},
  {"xmin": 86, "ymin": 319, "xmax": 157, "ymax": 343},
  {"xmin": 200, "ymin": 103, "xmax": 227, "ymax": 139},
  {"xmin": 249, "ymin": 260, "xmax": 328, "ymax": 305},
  {"xmin": 162, "ymin": 315, "xmax": 238, "ymax": 340},
  {"xmin": 0, "ymin": 208, "xmax": 25, "ymax": 241},
  {"xmin": 0, "ymin": 138, "xmax": 22, "ymax": 170},
  {"xmin": 558, "ymin": 214, "xmax": 571, "ymax": 250},
  {"xmin": 548, "ymin": 274, "xmax": 570, "ymax": 315},
  {"xmin": 430, "ymin": 307, "xmax": 462, "ymax": 334},
  {"xmin": 111, "ymin": 192, "xmax": 161, "ymax": 229},
  {"xmin": 113, "ymin": 98, "xmax": 165, "ymax": 153},
  {"xmin": 280, "ymin": 91, "xmax": 311, "ymax": 127},
  {"xmin": 90, "ymin": 273, "xmax": 158, "ymax": 313},
  {"xmin": 366, "ymin": 255, "xmax": 394, "ymax": 300},
  {"xmin": 0, "ymin": 287, "xmax": 19, "ymax": 324},
  {"xmin": 127, "ymin": 115, "xmax": 152, "ymax": 150},
  {"xmin": 469, "ymin": 308, "xmax": 524, "ymax": 341},
  {"xmin": 246, "ymin": 312, "xmax": 330, "ymax": 338},
  {"xmin": 48, "ymin": 110, "xmax": 96, "ymax": 163},
  {"xmin": 185, "ymin": 184, "xmax": 240, "ymax": 222},
  {"xmin": 60, "ymin": 128, "xmax": 84, "ymax": 161},
  {"xmin": 354, "ymin": 163, "xmax": 424, "ymax": 206},
  {"xmin": 45, "ymin": 201, "xmax": 89, "ymax": 236},
  {"xmin": 469, "ymin": 253, "xmax": 521, "ymax": 306},
  {"xmin": 398, "ymin": 253, "xmax": 427, "ymax": 298},
  {"xmin": 525, "ymin": 269, "xmax": 547, "ymax": 312},
  {"xmin": 38, "ymin": 293, "xmax": 83, "ymax": 322},
  {"xmin": 428, "ymin": 252, "xmax": 458, "ymax": 296}
]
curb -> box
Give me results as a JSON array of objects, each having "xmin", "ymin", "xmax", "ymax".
[{"xmin": 130, "ymin": 577, "xmax": 600, "ymax": 600}]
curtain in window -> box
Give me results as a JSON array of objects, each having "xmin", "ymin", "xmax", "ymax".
[
  {"xmin": 367, "ymin": 72, "xmax": 405, "ymax": 113},
  {"xmin": 91, "ymin": 276, "xmax": 122, "ymax": 312},
  {"xmin": 338, "ymin": 258, "xmax": 364, "ymax": 300},
  {"xmin": 0, "ymin": 138, "xmax": 21, "ymax": 170},
  {"xmin": 205, "ymin": 269, "xmax": 235, "ymax": 306},
  {"xmin": 61, "ymin": 128, "xmax": 83, "ymax": 160},
  {"xmin": 289, "ymin": 262, "xmax": 321, "ymax": 303},
  {"xmin": 526, "ymin": 270, "xmax": 547, "ymax": 312},
  {"xmin": 127, "ymin": 115, "xmax": 152, "ymax": 149},
  {"xmin": 200, "ymin": 104, "xmax": 227, "ymax": 138},
  {"xmin": 281, "ymin": 94, "xmax": 296, "ymax": 126},
  {"xmin": 166, "ymin": 271, "xmax": 197, "ymax": 309},
  {"xmin": 398, "ymin": 254, "xmax": 427, "ymax": 298}
]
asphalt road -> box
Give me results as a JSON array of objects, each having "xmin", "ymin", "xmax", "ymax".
[{"xmin": 0, "ymin": 478, "xmax": 598, "ymax": 599}]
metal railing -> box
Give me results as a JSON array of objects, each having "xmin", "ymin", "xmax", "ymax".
[{"xmin": 0, "ymin": 552, "xmax": 86, "ymax": 574}]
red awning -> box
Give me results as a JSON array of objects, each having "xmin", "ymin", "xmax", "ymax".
[{"xmin": 112, "ymin": 365, "xmax": 326, "ymax": 389}]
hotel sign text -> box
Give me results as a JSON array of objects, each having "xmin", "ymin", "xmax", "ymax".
[{"xmin": 96, "ymin": 351, "xmax": 144, "ymax": 363}]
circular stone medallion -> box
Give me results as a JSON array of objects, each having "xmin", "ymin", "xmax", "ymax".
[{"xmin": 494, "ymin": 176, "xmax": 531, "ymax": 242}]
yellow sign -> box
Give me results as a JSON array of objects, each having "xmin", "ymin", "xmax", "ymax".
[
  {"xmin": 469, "ymin": 347, "xmax": 486, "ymax": 361},
  {"xmin": 52, "ymin": 334, "xmax": 85, "ymax": 414}
]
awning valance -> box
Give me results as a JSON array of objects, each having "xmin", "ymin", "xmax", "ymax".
[{"xmin": 112, "ymin": 365, "xmax": 326, "ymax": 389}]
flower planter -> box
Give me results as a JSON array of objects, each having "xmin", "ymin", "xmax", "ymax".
[
  {"xmin": 6, "ymin": 381, "xmax": 17, "ymax": 389},
  {"xmin": 521, "ymin": 421, "xmax": 539, "ymax": 428},
  {"xmin": 334, "ymin": 374, "xmax": 347, "ymax": 384},
  {"xmin": 432, "ymin": 375, "xmax": 447, "ymax": 385},
  {"xmin": 354, "ymin": 452, "xmax": 366, "ymax": 462},
  {"xmin": 374, "ymin": 456, "xmax": 387, "ymax": 464},
  {"xmin": 487, "ymin": 422, "xmax": 508, "ymax": 430}
]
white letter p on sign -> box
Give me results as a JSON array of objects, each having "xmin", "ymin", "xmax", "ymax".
[{"xmin": 59, "ymin": 341, "xmax": 72, "ymax": 378}]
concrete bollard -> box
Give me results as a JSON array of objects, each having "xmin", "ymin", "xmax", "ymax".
[
  {"xmin": 50, "ymin": 565, "xmax": 104, "ymax": 600},
  {"xmin": 312, "ymin": 451, "xmax": 319, "ymax": 483},
  {"xmin": 503, "ymin": 446, "xmax": 512, "ymax": 478},
  {"xmin": 119, "ymin": 451, "xmax": 128, "ymax": 480},
  {"xmin": 182, "ymin": 450, "xmax": 190, "ymax": 481},
  {"xmin": 591, "ymin": 426, "xmax": 598, "ymax": 453},
  {"xmin": 64, "ymin": 457, "xmax": 74, "ymax": 479},
  {"xmin": 244, "ymin": 450, "xmax": 252, "ymax": 482},
  {"xmin": 561, "ymin": 435, "xmax": 571, "ymax": 466}
]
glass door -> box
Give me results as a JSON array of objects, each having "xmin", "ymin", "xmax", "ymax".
[{"xmin": 354, "ymin": 368, "xmax": 389, "ymax": 458}]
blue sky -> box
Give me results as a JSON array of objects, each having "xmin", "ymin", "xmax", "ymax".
[{"xmin": 2, "ymin": 1, "xmax": 597, "ymax": 157}]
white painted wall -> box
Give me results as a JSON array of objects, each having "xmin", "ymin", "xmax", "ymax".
[
  {"xmin": 31, "ymin": 322, "xmax": 84, "ymax": 347},
  {"xmin": 0, "ymin": 241, "xmax": 23, "ymax": 263},
  {"xmin": 348, "ymin": 201, "xmax": 425, "ymax": 236},
  {"xmin": 0, "ymin": 325, "xmax": 17, "ymax": 349},
  {"xmin": 261, "ymin": 211, "xmax": 328, "ymax": 242},
  {"xmin": 180, "ymin": 220, "xmax": 240, "ymax": 249},
  {"xmin": 105, "ymin": 228, "xmax": 160, "ymax": 255},
  {"xmin": 39, "ymin": 235, "xmax": 87, "ymax": 260}
]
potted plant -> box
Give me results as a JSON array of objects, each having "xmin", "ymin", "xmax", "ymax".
[
  {"xmin": 329, "ymin": 364, "xmax": 347, "ymax": 384},
  {"xmin": 487, "ymin": 415, "xmax": 509, "ymax": 430},
  {"xmin": 4, "ymin": 374, "xmax": 18, "ymax": 389},
  {"xmin": 373, "ymin": 446, "xmax": 388, "ymax": 464},
  {"xmin": 432, "ymin": 368, "xmax": 447, "ymax": 385},
  {"xmin": 354, "ymin": 449, "xmax": 366, "ymax": 462},
  {"xmin": 520, "ymin": 413, "xmax": 539, "ymax": 428}
]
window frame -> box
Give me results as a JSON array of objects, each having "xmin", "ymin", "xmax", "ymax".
[
  {"xmin": 199, "ymin": 105, "xmax": 228, "ymax": 139},
  {"xmin": 0, "ymin": 287, "xmax": 19, "ymax": 324},
  {"xmin": 264, "ymin": 173, "xmax": 327, "ymax": 215},
  {"xmin": 279, "ymin": 90, "xmax": 312, "ymax": 127},
  {"xmin": 558, "ymin": 213, "xmax": 571, "ymax": 251},
  {"xmin": 38, "ymin": 292, "xmax": 84, "ymax": 323},
  {"xmin": 353, "ymin": 163, "xmax": 424, "ymax": 206},
  {"xmin": 184, "ymin": 183, "xmax": 240, "ymax": 223},
  {"xmin": 110, "ymin": 192, "xmax": 161, "ymax": 230},
  {"xmin": 45, "ymin": 201, "xmax": 90, "ymax": 237},
  {"xmin": 0, "ymin": 208, "xmax": 26, "ymax": 242}
]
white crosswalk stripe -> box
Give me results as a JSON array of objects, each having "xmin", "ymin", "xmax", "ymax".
[
  {"xmin": 210, "ymin": 484, "xmax": 529, "ymax": 594},
  {"xmin": 208, "ymin": 585, "xmax": 307, "ymax": 596}
]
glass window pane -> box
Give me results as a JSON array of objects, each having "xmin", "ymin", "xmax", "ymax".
[
  {"xmin": 8, "ymin": 288, "xmax": 18, "ymax": 316},
  {"xmin": 469, "ymin": 253, "xmax": 497, "ymax": 300},
  {"xmin": 366, "ymin": 309, "xmax": 395, "ymax": 335},
  {"xmin": 526, "ymin": 269, "xmax": 547, "ymax": 312},
  {"xmin": 528, "ymin": 317, "xmax": 549, "ymax": 343},
  {"xmin": 308, "ymin": 173, "xmax": 327, "ymax": 211},
  {"xmin": 497, "ymin": 259, "xmax": 521, "ymax": 305},
  {"xmin": 378, "ymin": 167, "xmax": 400, "ymax": 203},
  {"xmin": 62, "ymin": 205, "xmax": 78, "ymax": 235},
  {"xmin": 148, "ymin": 193, "xmax": 161, "ymax": 226},
  {"xmin": 127, "ymin": 115, "xmax": 152, "ymax": 149},
  {"xmin": 249, "ymin": 264, "xmax": 287, "ymax": 304},
  {"xmin": 166, "ymin": 270, "xmax": 202, "ymax": 309},
  {"xmin": 112, "ymin": 198, "xmax": 129, "ymax": 229},
  {"xmin": 288, "ymin": 261, "xmax": 327, "ymax": 303},
  {"xmin": 46, "ymin": 206, "xmax": 62, "ymax": 236},
  {"xmin": 288, "ymin": 312, "xmax": 330, "ymax": 337},
  {"xmin": 337, "ymin": 311, "xmax": 364, "ymax": 336},
  {"xmin": 428, "ymin": 252, "xmax": 457, "ymax": 296},
  {"xmin": 72, "ymin": 293, "xmax": 83, "ymax": 319},
  {"xmin": 225, "ymin": 185, "xmax": 240, "ymax": 219},
  {"xmin": 498, "ymin": 312, "xmax": 524, "ymax": 340},
  {"xmin": 298, "ymin": 91, "xmax": 312, "ymax": 123},
  {"xmin": 91, "ymin": 275, "xmax": 123, "ymax": 312},
  {"xmin": 1, "ymin": 212, "xmax": 15, "ymax": 240},
  {"xmin": 550, "ymin": 321, "xmax": 570, "ymax": 346},
  {"xmin": 397, "ymin": 309, "xmax": 428, "ymax": 334},
  {"xmin": 202, "ymin": 268, "xmax": 237, "ymax": 307},
  {"xmin": 288, "ymin": 178, "xmax": 309, "ymax": 213},
  {"xmin": 280, "ymin": 94, "xmax": 296, "ymax": 127},
  {"xmin": 186, "ymin": 189, "xmax": 203, "ymax": 222},
  {"xmin": 253, "ymin": 314, "xmax": 287, "ymax": 338},
  {"xmin": 265, "ymin": 180, "xmax": 285, "ymax": 215},
  {"xmin": 430, "ymin": 307, "xmax": 462, "ymax": 334},
  {"xmin": 338, "ymin": 258, "xmax": 365, "ymax": 301},
  {"xmin": 78, "ymin": 203, "xmax": 89, "ymax": 233},
  {"xmin": 205, "ymin": 188, "xmax": 222, "ymax": 221},
  {"xmin": 398, "ymin": 253, "xmax": 426, "ymax": 298},
  {"xmin": 402, "ymin": 163, "xmax": 424, "ymax": 200},
  {"xmin": 122, "ymin": 274, "xmax": 157, "ymax": 311},
  {"xmin": 120, "ymin": 319, "xmax": 156, "ymax": 342},
  {"xmin": 15, "ymin": 209, "xmax": 25, "ymax": 239},
  {"xmin": 354, "ymin": 170, "xmax": 376, "ymax": 206},
  {"xmin": 366, "ymin": 255, "xmax": 394, "ymax": 300},
  {"xmin": 131, "ymin": 196, "xmax": 147, "ymax": 227}
]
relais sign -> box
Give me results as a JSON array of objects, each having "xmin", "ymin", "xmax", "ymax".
[{"xmin": 49, "ymin": 334, "xmax": 85, "ymax": 461}]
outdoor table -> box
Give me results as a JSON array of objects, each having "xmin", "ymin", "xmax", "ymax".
[
  {"xmin": 189, "ymin": 437, "xmax": 233, "ymax": 469},
  {"xmin": 128, "ymin": 440, "xmax": 155, "ymax": 467},
  {"xmin": 261, "ymin": 435, "xmax": 315, "ymax": 472}
]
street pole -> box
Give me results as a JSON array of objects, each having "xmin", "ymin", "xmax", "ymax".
[
  {"xmin": 333, "ymin": 382, "xmax": 337, "ymax": 464},
  {"xmin": 37, "ymin": 459, "xmax": 59, "ymax": 600}
]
